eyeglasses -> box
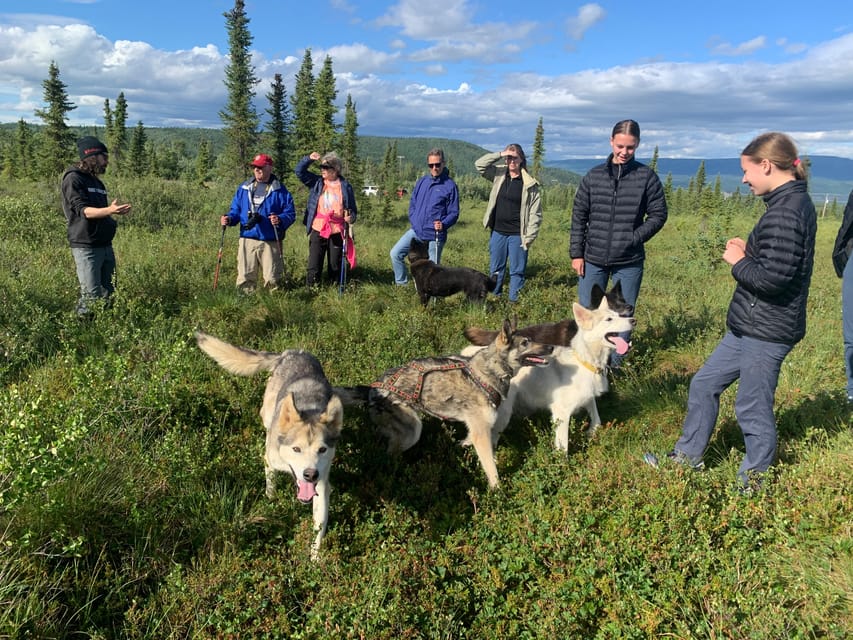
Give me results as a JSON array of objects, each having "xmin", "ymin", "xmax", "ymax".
[
  {"xmin": 320, "ymin": 164, "xmax": 333, "ymax": 170},
  {"xmin": 505, "ymin": 155, "xmax": 519, "ymax": 162},
  {"xmin": 428, "ymin": 163, "xmax": 442, "ymax": 168}
]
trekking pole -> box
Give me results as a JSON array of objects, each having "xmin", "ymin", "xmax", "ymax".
[
  {"xmin": 434, "ymin": 227, "xmax": 440, "ymax": 264},
  {"xmin": 213, "ymin": 224, "xmax": 226, "ymax": 291},
  {"xmin": 272, "ymin": 217, "xmax": 286, "ymax": 286},
  {"xmin": 338, "ymin": 221, "xmax": 348, "ymax": 296},
  {"xmin": 432, "ymin": 221, "xmax": 439, "ymax": 307}
]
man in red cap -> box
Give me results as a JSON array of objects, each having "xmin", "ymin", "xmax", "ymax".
[{"xmin": 221, "ymin": 154, "xmax": 296, "ymax": 292}]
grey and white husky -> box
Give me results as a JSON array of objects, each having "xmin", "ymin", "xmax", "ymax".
[
  {"xmin": 336, "ymin": 319, "xmax": 552, "ymax": 488},
  {"xmin": 195, "ymin": 331, "xmax": 344, "ymax": 559}
]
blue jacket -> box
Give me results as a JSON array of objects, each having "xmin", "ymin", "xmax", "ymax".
[
  {"xmin": 408, "ymin": 169, "xmax": 459, "ymax": 242},
  {"xmin": 225, "ymin": 174, "xmax": 296, "ymax": 241},
  {"xmin": 295, "ymin": 156, "xmax": 358, "ymax": 234}
]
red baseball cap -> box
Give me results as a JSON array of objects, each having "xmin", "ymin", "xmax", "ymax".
[{"xmin": 249, "ymin": 153, "xmax": 274, "ymax": 167}]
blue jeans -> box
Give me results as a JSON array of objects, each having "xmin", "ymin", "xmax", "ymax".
[
  {"xmin": 71, "ymin": 245, "xmax": 116, "ymax": 315},
  {"xmin": 489, "ymin": 232, "xmax": 528, "ymax": 301},
  {"xmin": 390, "ymin": 228, "xmax": 444, "ymax": 284},
  {"xmin": 674, "ymin": 332, "xmax": 793, "ymax": 485},
  {"xmin": 577, "ymin": 261, "xmax": 643, "ymax": 366},
  {"xmin": 843, "ymin": 257, "xmax": 853, "ymax": 398}
]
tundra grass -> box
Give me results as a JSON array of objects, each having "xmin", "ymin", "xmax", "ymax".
[{"xmin": 0, "ymin": 178, "xmax": 850, "ymax": 638}]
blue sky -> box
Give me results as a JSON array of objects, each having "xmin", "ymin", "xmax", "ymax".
[{"xmin": 2, "ymin": 0, "xmax": 853, "ymax": 159}]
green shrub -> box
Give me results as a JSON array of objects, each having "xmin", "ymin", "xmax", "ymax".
[{"xmin": 0, "ymin": 176, "xmax": 851, "ymax": 637}]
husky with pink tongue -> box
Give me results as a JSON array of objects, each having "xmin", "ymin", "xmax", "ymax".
[
  {"xmin": 462, "ymin": 298, "xmax": 635, "ymax": 451},
  {"xmin": 195, "ymin": 332, "xmax": 343, "ymax": 560}
]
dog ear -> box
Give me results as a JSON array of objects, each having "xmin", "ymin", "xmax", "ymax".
[
  {"xmin": 497, "ymin": 318, "xmax": 513, "ymax": 346},
  {"xmin": 590, "ymin": 284, "xmax": 605, "ymax": 308},
  {"xmin": 320, "ymin": 395, "xmax": 344, "ymax": 441},
  {"xmin": 573, "ymin": 302, "xmax": 593, "ymax": 328},
  {"xmin": 280, "ymin": 393, "xmax": 302, "ymax": 425}
]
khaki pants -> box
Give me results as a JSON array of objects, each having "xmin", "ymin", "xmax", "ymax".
[{"xmin": 237, "ymin": 237, "xmax": 283, "ymax": 291}]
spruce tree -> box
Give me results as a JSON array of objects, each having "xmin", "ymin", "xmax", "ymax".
[
  {"xmin": 112, "ymin": 92, "xmax": 129, "ymax": 169},
  {"xmin": 531, "ymin": 117, "xmax": 545, "ymax": 180},
  {"xmin": 34, "ymin": 60, "xmax": 76, "ymax": 176},
  {"xmin": 219, "ymin": 0, "xmax": 259, "ymax": 180},
  {"xmin": 649, "ymin": 145, "xmax": 660, "ymax": 173},
  {"xmin": 195, "ymin": 138, "xmax": 213, "ymax": 185},
  {"xmin": 264, "ymin": 72, "xmax": 292, "ymax": 172},
  {"xmin": 314, "ymin": 55, "xmax": 338, "ymax": 153},
  {"xmin": 694, "ymin": 160, "xmax": 707, "ymax": 194},
  {"xmin": 13, "ymin": 119, "xmax": 33, "ymax": 179},
  {"xmin": 340, "ymin": 94, "xmax": 359, "ymax": 179},
  {"xmin": 103, "ymin": 99, "xmax": 113, "ymax": 146},
  {"xmin": 663, "ymin": 172, "xmax": 674, "ymax": 205},
  {"xmin": 291, "ymin": 48, "xmax": 316, "ymax": 157},
  {"xmin": 128, "ymin": 121, "xmax": 148, "ymax": 177}
]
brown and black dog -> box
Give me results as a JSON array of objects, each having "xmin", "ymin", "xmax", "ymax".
[{"xmin": 408, "ymin": 238, "xmax": 497, "ymax": 306}]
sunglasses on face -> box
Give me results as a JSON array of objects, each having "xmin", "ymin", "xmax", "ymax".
[
  {"xmin": 428, "ymin": 162, "xmax": 442, "ymax": 168},
  {"xmin": 320, "ymin": 165, "xmax": 333, "ymax": 170},
  {"xmin": 505, "ymin": 155, "xmax": 519, "ymax": 162}
]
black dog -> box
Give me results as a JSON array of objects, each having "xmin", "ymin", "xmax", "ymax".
[
  {"xmin": 407, "ymin": 239, "xmax": 498, "ymax": 306},
  {"xmin": 463, "ymin": 282, "xmax": 633, "ymax": 346}
]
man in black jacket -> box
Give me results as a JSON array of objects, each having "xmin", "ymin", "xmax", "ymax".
[
  {"xmin": 60, "ymin": 136, "xmax": 131, "ymax": 316},
  {"xmin": 570, "ymin": 120, "xmax": 667, "ymax": 366}
]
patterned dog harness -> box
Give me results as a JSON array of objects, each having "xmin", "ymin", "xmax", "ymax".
[{"xmin": 371, "ymin": 356, "xmax": 503, "ymax": 420}]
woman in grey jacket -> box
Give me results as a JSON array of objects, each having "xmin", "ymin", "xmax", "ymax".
[
  {"xmin": 476, "ymin": 143, "xmax": 542, "ymax": 302},
  {"xmin": 645, "ymin": 132, "xmax": 816, "ymax": 493}
]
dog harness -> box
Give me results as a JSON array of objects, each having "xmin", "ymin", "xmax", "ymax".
[{"xmin": 371, "ymin": 356, "xmax": 503, "ymax": 420}]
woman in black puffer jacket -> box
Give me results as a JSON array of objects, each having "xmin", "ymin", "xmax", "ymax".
[
  {"xmin": 570, "ymin": 119, "xmax": 668, "ymax": 366},
  {"xmin": 645, "ymin": 132, "xmax": 816, "ymax": 493}
]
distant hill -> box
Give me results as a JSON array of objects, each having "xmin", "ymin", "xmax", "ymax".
[
  {"xmin": 3, "ymin": 122, "xmax": 847, "ymax": 198},
  {"xmin": 357, "ymin": 135, "xmax": 581, "ymax": 184},
  {"xmin": 551, "ymin": 156, "xmax": 853, "ymax": 202}
]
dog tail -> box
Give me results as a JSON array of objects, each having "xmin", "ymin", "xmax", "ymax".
[
  {"xmin": 195, "ymin": 331, "xmax": 283, "ymax": 376},
  {"xmin": 463, "ymin": 326, "xmax": 499, "ymax": 346},
  {"xmin": 332, "ymin": 385, "xmax": 371, "ymax": 406}
]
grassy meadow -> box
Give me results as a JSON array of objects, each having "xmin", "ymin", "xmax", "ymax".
[{"xmin": 0, "ymin": 175, "xmax": 851, "ymax": 638}]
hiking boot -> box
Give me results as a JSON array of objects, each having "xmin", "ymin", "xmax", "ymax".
[
  {"xmin": 643, "ymin": 450, "xmax": 704, "ymax": 471},
  {"xmin": 737, "ymin": 470, "xmax": 767, "ymax": 496}
]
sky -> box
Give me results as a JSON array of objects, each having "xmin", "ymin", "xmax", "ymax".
[{"xmin": 2, "ymin": 1, "xmax": 853, "ymax": 160}]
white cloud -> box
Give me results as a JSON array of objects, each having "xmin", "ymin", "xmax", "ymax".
[
  {"xmin": 566, "ymin": 3, "xmax": 606, "ymax": 41},
  {"xmin": 708, "ymin": 35, "xmax": 767, "ymax": 57},
  {"xmin": 376, "ymin": 0, "xmax": 536, "ymax": 64}
]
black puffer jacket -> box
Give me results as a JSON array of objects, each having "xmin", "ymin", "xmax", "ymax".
[
  {"xmin": 832, "ymin": 189, "xmax": 853, "ymax": 278},
  {"xmin": 727, "ymin": 180, "xmax": 816, "ymax": 345},
  {"xmin": 570, "ymin": 156, "xmax": 667, "ymax": 266}
]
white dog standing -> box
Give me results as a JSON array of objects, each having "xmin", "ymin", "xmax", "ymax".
[{"xmin": 463, "ymin": 299, "xmax": 635, "ymax": 450}]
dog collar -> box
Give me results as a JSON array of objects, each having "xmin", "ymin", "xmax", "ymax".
[{"xmin": 572, "ymin": 352, "xmax": 602, "ymax": 374}]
